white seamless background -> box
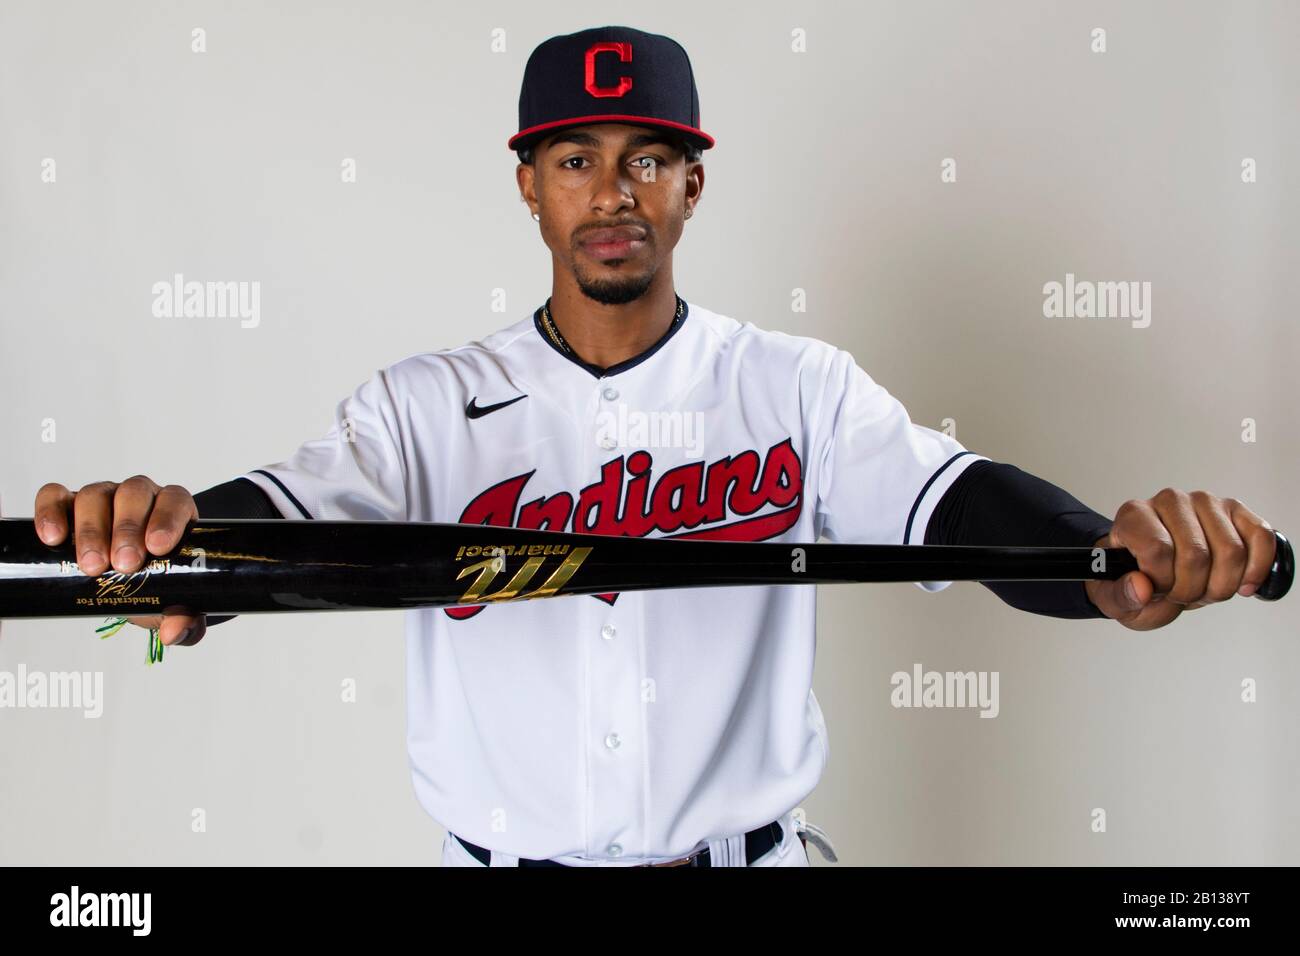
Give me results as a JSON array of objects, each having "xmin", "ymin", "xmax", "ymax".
[{"xmin": 0, "ymin": 0, "xmax": 1295, "ymax": 865}]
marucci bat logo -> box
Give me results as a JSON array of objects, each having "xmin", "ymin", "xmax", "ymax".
[
  {"xmin": 455, "ymin": 545, "xmax": 594, "ymax": 605},
  {"xmin": 446, "ymin": 438, "xmax": 803, "ymax": 619}
]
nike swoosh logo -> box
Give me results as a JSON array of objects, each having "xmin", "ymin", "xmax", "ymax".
[{"xmin": 465, "ymin": 394, "xmax": 528, "ymax": 419}]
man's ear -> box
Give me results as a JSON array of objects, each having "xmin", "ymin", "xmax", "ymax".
[
  {"xmin": 516, "ymin": 162, "xmax": 538, "ymax": 216},
  {"xmin": 685, "ymin": 160, "xmax": 704, "ymax": 207}
]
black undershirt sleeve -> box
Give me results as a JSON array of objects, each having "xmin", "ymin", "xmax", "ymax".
[
  {"xmin": 193, "ymin": 476, "xmax": 283, "ymax": 520},
  {"xmin": 192, "ymin": 477, "xmax": 284, "ymax": 626},
  {"xmin": 923, "ymin": 460, "xmax": 1115, "ymax": 619}
]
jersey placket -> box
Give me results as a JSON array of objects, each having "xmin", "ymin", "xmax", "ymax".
[{"xmin": 580, "ymin": 376, "xmax": 647, "ymax": 862}]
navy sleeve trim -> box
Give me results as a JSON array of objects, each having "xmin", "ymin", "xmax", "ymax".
[
  {"xmin": 249, "ymin": 469, "xmax": 314, "ymax": 519},
  {"xmin": 903, "ymin": 451, "xmax": 980, "ymax": 544}
]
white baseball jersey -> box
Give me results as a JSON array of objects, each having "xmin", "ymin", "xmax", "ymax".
[{"xmin": 240, "ymin": 299, "xmax": 988, "ymax": 865}]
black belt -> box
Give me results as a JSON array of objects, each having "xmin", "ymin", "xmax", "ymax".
[{"xmin": 452, "ymin": 820, "xmax": 784, "ymax": 867}]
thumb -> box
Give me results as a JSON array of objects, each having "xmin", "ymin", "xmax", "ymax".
[
  {"xmin": 159, "ymin": 610, "xmax": 206, "ymax": 646},
  {"xmin": 1117, "ymin": 570, "xmax": 1150, "ymax": 612},
  {"xmin": 1088, "ymin": 569, "xmax": 1155, "ymax": 621}
]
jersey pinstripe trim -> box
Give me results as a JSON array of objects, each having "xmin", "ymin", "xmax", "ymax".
[
  {"xmin": 249, "ymin": 468, "xmax": 314, "ymax": 519},
  {"xmin": 903, "ymin": 451, "xmax": 982, "ymax": 545}
]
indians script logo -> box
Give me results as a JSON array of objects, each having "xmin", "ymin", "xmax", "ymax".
[{"xmin": 446, "ymin": 438, "xmax": 803, "ymax": 620}]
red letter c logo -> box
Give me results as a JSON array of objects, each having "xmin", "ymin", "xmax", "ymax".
[{"xmin": 584, "ymin": 42, "xmax": 633, "ymax": 98}]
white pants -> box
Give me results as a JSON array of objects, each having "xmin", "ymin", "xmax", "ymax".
[{"xmin": 439, "ymin": 809, "xmax": 811, "ymax": 867}]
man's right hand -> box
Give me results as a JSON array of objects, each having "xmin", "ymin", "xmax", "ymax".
[{"xmin": 33, "ymin": 476, "xmax": 207, "ymax": 646}]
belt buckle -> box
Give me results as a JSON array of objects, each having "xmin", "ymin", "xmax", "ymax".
[{"xmin": 642, "ymin": 849, "xmax": 702, "ymax": 867}]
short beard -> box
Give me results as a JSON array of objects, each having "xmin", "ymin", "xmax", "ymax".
[{"xmin": 574, "ymin": 265, "xmax": 655, "ymax": 306}]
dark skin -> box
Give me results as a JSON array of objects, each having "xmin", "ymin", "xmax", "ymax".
[
  {"xmin": 31, "ymin": 125, "xmax": 1277, "ymax": 644},
  {"xmin": 1084, "ymin": 489, "xmax": 1276, "ymax": 630},
  {"xmin": 33, "ymin": 477, "xmax": 206, "ymax": 645},
  {"xmin": 516, "ymin": 123, "xmax": 703, "ymax": 369}
]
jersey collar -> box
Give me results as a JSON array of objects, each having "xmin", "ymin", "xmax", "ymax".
[{"xmin": 532, "ymin": 294, "xmax": 690, "ymax": 379}]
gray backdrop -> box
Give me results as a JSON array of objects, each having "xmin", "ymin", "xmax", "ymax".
[{"xmin": 1, "ymin": 0, "xmax": 1295, "ymax": 865}]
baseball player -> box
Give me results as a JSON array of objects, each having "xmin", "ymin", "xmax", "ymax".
[{"xmin": 33, "ymin": 26, "xmax": 1281, "ymax": 867}]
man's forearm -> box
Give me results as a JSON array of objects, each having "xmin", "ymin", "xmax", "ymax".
[
  {"xmin": 924, "ymin": 460, "xmax": 1114, "ymax": 619},
  {"xmin": 193, "ymin": 477, "xmax": 283, "ymax": 626}
]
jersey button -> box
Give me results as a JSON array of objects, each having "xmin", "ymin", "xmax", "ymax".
[
  {"xmin": 598, "ymin": 436, "xmax": 616, "ymax": 450},
  {"xmin": 602, "ymin": 387, "xmax": 619, "ymax": 401},
  {"xmin": 601, "ymin": 624, "xmax": 616, "ymax": 641},
  {"xmin": 604, "ymin": 732, "xmax": 621, "ymax": 750},
  {"xmin": 608, "ymin": 843, "xmax": 623, "ymax": 857}
]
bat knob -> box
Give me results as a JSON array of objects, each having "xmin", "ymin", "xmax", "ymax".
[{"xmin": 1254, "ymin": 530, "xmax": 1294, "ymax": 602}]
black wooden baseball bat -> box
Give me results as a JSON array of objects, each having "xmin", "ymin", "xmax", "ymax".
[{"xmin": 0, "ymin": 517, "xmax": 1291, "ymax": 619}]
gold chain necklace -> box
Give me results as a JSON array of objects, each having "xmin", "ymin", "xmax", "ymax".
[{"xmin": 541, "ymin": 295, "xmax": 684, "ymax": 357}]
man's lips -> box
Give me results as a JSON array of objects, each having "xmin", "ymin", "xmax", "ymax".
[{"xmin": 580, "ymin": 226, "xmax": 647, "ymax": 261}]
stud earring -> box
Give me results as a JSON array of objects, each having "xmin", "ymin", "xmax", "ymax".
[
  {"xmin": 532, "ymin": 212, "xmax": 540, "ymax": 221},
  {"xmin": 684, "ymin": 208, "xmax": 693, "ymax": 219}
]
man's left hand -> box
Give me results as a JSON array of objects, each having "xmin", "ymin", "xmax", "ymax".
[{"xmin": 1084, "ymin": 488, "xmax": 1276, "ymax": 630}]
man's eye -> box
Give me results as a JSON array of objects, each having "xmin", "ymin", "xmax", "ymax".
[
  {"xmin": 562, "ymin": 157, "xmax": 587, "ymax": 169},
  {"xmin": 633, "ymin": 157, "xmax": 659, "ymax": 168}
]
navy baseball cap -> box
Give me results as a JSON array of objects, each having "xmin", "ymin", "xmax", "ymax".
[{"xmin": 509, "ymin": 25, "xmax": 715, "ymax": 154}]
